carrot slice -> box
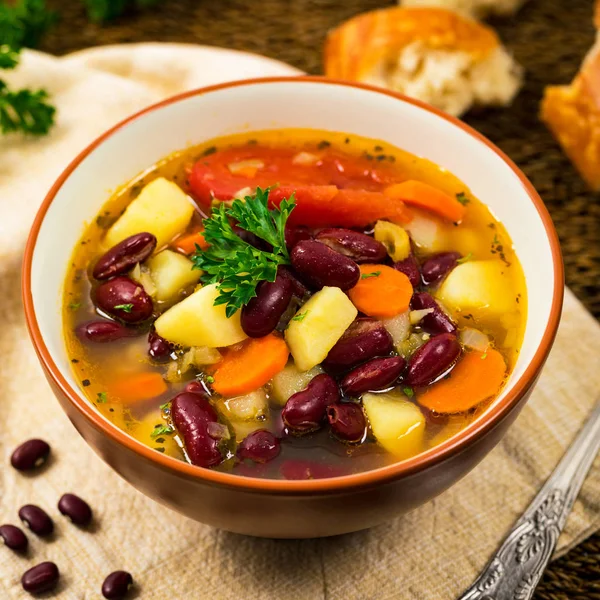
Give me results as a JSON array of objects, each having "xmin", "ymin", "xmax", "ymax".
[
  {"xmin": 109, "ymin": 372, "xmax": 168, "ymax": 403},
  {"xmin": 384, "ymin": 180, "xmax": 466, "ymax": 223},
  {"xmin": 212, "ymin": 334, "xmax": 289, "ymax": 397},
  {"xmin": 418, "ymin": 349, "xmax": 507, "ymax": 414},
  {"xmin": 348, "ymin": 264, "xmax": 413, "ymax": 318},
  {"xmin": 171, "ymin": 229, "xmax": 209, "ymax": 255}
]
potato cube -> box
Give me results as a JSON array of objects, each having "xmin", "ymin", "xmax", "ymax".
[
  {"xmin": 155, "ymin": 283, "xmax": 247, "ymax": 348},
  {"xmin": 285, "ymin": 286, "xmax": 358, "ymax": 371},
  {"xmin": 362, "ymin": 392, "xmax": 425, "ymax": 458},
  {"xmin": 218, "ymin": 389, "xmax": 269, "ymax": 422},
  {"xmin": 146, "ymin": 249, "xmax": 201, "ymax": 303},
  {"xmin": 129, "ymin": 410, "xmax": 182, "ymax": 459},
  {"xmin": 104, "ymin": 177, "xmax": 194, "ymax": 250},
  {"xmin": 269, "ymin": 362, "xmax": 324, "ymax": 407}
]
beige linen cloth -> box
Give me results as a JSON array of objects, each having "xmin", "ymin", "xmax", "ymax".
[{"xmin": 1, "ymin": 44, "xmax": 599, "ymax": 600}]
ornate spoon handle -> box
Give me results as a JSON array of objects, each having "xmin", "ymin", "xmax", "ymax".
[{"xmin": 458, "ymin": 401, "xmax": 600, "ymax": 600}]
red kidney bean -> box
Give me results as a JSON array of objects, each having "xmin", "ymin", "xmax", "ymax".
[
  {"xmin": 102, "ymin": 571, "xmax": 134, "ymax": 599},
  {"xmin": 76, "ymin": 320, "xmax": 134, "ymax": 343},
  {"xmin": 0, "ymin": 524, "xmax": 28, "ymax": 552},
  {"xmin": 341, "ymin": 356, "xmax": 406, "ymax": 395},
  {"xmin": 93, "ymin": 232, "xmax": 157, "ymax": 280},
  {"xmin": 327, "ymin": 403, "xmax": 367, "ymax": 442},
  {"xmin": 421, "ymin": 252, "xmax": 461, "ymax": 286},
  {"xmin": 171, "ymin": 392, "xmax": 223, "ymax": 468},
  {"xmin": 393, "ymin": 254, "xmax": 421, "ymax": 288},
  {"xmin": 58, "ymin": 493, "xmax": 92, "ymax": 526},
  {"xmin": 95, "ymin": 276, "xmax": 153, "ymax": 323},
  {"xmin": 237, "ymin": 430, "xmax": 281, "ymax": 463},
  {"xmin": 291, "ymin": 240, "xmax": 360, "ymax": 291},
  {"xmin": 282, "ymin": 374, "xmax": 340, "ymax": 434},
  {"xmin": 315, "ymin": 228, "xmax": 387, "ymax": 264},
  {"xmin": 19, "ymin": 505, "xmax": 53, "ymax": 537},
  {"xmin": 22, "ymin": 562, "xmax": 59, "ymax": 594},
  {"xmin": 279, "ymin": 266, "xmax": 308, "ymax": 298},
  {"xmin": 148, "ymin": 330, "xmax": 173, "ymax": 362},
  {"xmin": 411, "ymin": 292, "xmax": 456, "ymax": 335},
  {"xmin": 241, "ymin": 271, "xmax": 293, "ymax": 337},
  {"xmin": 285, "ymin": 223, "xmax": 312, "ymax": 250},
  {"xmin": 185, "ymin": 380, "xmax": 208, "ymax": 396},
  {"xmin": 406, "ymin": 333, "xmax": 461, "ymax": 386},
  {"xmin": 10, "ymin": 439, "xmax": 50, "ymax": 471},
  {"xmin": 325, "ymin": 318, "xmax": 393, "ymax": 370}
]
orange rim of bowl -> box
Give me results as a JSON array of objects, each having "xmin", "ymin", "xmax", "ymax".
[{"xmin": 22, "ymin": 76, "xmax": 564, "ymax": 495}]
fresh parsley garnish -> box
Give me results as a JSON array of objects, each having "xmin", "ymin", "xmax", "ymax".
[
  {"xmin": 456, "ymin": 253, "xmax": 473, "ymax": 264},
  {"xmin": 151, "ymin": 424, "xmax": 174, "ymax": 439},
  {"xmin": 403, "ymin": 387, "xmax": 414, "ymax": 398},
  {"xmin": 292, "ymin": 311, "xmax": 308, "ymax": 322},
  {"xmin": 96, "ymin": 391, "xmax": 107, "ymax": 403},
  {"xmin": 205, "ymin": 375, "xmax": 215, "ymax": 384},
  {"xmin": 84, "ymin": 0, "xmax": 161, "ymax": 23},
  {"xmin": 456, "ymin": 192, "xmax": 469, "ymax": 206},
  {"xmin": 114, "ymin": 303, "xmax": 134, "ymax": 313},
  {"xmin": 191, "ymin": 187, "xmax": 295, "ymax": 317},
  {"xmin": 0, "ymin": 81, "xmax": 55, "ymax": 135},
  {"xmin": 361, "ymin": 271, "xmax": 381, "ymax": 279},
  {"xmin": 68, "ymin": 301, "xmax": 81, "ymax": 310},
  {"xmin": 159, "ymin": 401, "xmax": 171, "ymax": 411}
]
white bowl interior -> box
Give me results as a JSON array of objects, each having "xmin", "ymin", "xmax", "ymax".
[{"xmin": 31, "ymin": 80, "xmax": 555, "ymax": 429}]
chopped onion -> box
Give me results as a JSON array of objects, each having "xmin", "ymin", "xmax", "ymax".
[
  {"xmin": 233, "ymin": 186, "xmax": 253, "ymax": 199},
  {"xmin": 383, "ymin": 311, "xmax": 411, "ymax": 347},
  {"xmin": 460, "ymin": 327, "xmax": 490, "ymax": 352},
  {"xmin": 130, "ymin": 262, "xmax": 157, "ymax": 297},
  {"xmin": 224, "ymin": 389, "xmax": 268, "ymax": 421},
  {"xmin": 409, "ymin": 308, "xmax": 434, "ymax": 325},
  {"xmin": 292, "ymin": 151, "xmax": 320, "ymax": 166},
  {"xmin": 191, "ymin": 346, "xmax": 221, "ymax": 366},
  {"xmin": 403, "ymin": 212, "xmax": 445, "ymax": 251},
  {"xmin": 207, "ymin": 422, "xmax": 231, "ymax": 441},
  {"xmin": 227, "ymin": 159, "xmax": 264, "ymax": 174}
]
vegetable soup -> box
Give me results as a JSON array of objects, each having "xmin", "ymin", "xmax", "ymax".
[{"xmin": 63, "ymin": 129, "xmax": 526, "ymax": 480}]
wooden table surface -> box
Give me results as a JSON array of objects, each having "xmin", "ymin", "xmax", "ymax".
[{"xmin": 39, "ymin": 0, "xmax": 600, "ymax": 598}]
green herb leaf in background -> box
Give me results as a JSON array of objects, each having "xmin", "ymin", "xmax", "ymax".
[
  {"xmin": 0, "ymin": 81, "xmax": 55, "ymax": 135},
  {"xmin": 0, "ymin": 45, "xmax": 19, "ymax": 69},
  {"xmin": 84, "ymin": 0, "xmax": 160, "ymax": 23}
]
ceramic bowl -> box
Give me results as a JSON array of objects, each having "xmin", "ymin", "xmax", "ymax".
[{"xmin": 23, "ymin": 77, "xmax": 563, "ymax": 538}]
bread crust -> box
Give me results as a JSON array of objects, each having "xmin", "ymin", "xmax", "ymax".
[{"xmin": 324, "ymin": 7, "xmax": 499, "ymax": 81}]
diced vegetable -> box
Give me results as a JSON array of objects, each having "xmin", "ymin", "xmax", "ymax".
[
  {"xmin": 228, "ymin": 159, "xmax": 265, "ymax": 177},
  {"xmin": 285, "ymin": 286, "xmax": 358, "ymax": 371},
  {"xmin": 397, "ymin": 332, "xmax": 429, "ymax": 359},
  {"xmin": 212, "ymin": 334, "xmax": 289, "ymax": 397},
  {"xmin": 374, "ymin": 220, "xmax": 411, "ymax": 261},
  {"xmin": 459, "ymin": 328, "xmax": 490, "ymax": 352},
  {"xmin": 218, "ymin": 389, "xmax": 269, "ymax": 421},
  {"xmin": 129, "ymin": 410, "xmax": 181, "ymax": 457},
  {"xmin": 410, "ymin": 308, "xmax": 434, "ymax": 325},
  {"xmin": 437, "ymin": 260, "xmax": 515, "ymax": 316},
  {"xmin": 362, "ymin": 392, "xmax": 425, "ymax": 457},
  {"xmin": 384, "ymin": 180, "xmax": 466, "ymax": 223},
  {"xmin": 402, "ymin": 210, "xmax": 446, "ymax": 252},
  {"xmin": 292, "ymin": 152, "xmax": 320, "ymax": 166},
  {"xmin": 171, "ymin": 228, "xmax": 209, "ymax": 255},
  {"xmin": 155, "ymin": 283, "xmax": 247, "ymax": 348},
  {"xmin": 418, "ymin": 349, "xmax": 506, "ymax": 414},
  {"xmin": 104, "ymin": 177, "xmax": 195, "ymax": 249},
  {"xmin": 192, "ymin": 346, "xmax": 222, "ymax": 366},
  {"xmin": 130, "ymin": 262, "xmax": 157, "ymax": 297},
  {"xmin": 382, "ymin": 311, "xmax": 411, "ymax": 348},
  {"xmin": 108, "ymin": 372, "xmax": 168, "ymax": 403},
  {"xmin": 348, "ymin": 265, "xmax": 413, "ymax": 318},
  {"xmin": 146, "ymin": 250, "xmax": 201, "ymax": 304},
  {"xmin": 230, "ymin": 419, "xmax": 272, "ymax": 442},
  {"xmin": 269, "ymin": 362, "xmax": 324, "ymax": 407}
]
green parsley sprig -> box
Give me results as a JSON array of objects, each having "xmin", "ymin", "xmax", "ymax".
[
  {"xmin": 191, "ymin": 188, "xmax": 295, "ymax": 318},
  {"xmin": 84, "ymin": 0, "xmax": 161, "ymax": 23}
]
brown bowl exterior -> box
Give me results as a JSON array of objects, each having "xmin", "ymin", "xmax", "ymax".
[{"xmin": 23, "ymin": 77, "xmax": 563, "ymax": 539}]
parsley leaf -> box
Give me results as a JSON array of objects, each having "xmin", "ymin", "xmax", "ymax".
[
  {"xmin": 402, "ymin": 387, "xmax": 414, "ymax": 398},
  {"xmin": 0, "ymin": 0, "xmax": 55, "ymax": 51},
  {"xmin": 113, "ymin": 303, "xmax": 134, "ymax": 312},
  {"xmin": 84, "ymin": 0, "xmax": 161, "ymax": 23},
  {"xmin": 96, "ymin": 391, "xmax": 108, "ymax": 403},
  {"xmin": 191, "ymin": 188, "xmax": 295, "ymax": 317},
  {"xmin": 159, "ymin": 401, "xmax": 171, "ymax": 411},
  {"xmin": 456, "ymin": 253, "xmax": 473, "ymax": 264},
  {"xmin": 68, "ymin": 301, "xmax": 81, "ymax": 310},
  {"xmin": 292, "ymin": 311, "xmax": 308, "ymax": 322},
  {"xmin": 0, "ymin": 81, "xmax": 55, "ymax": 136},
  {"xmin": 0, "ymin": 45, "xmax": 19, "ymax": 70},
  {"xmin": 151, "ymin": 424, "xmax": 174, "ymax": 439},
  {"xmin": 455, "ymin": 192, "xmax": 470, "ymax": 206},
  {"xmin": 361, "ymin": 271, "xmax": 381, "ymax": 279},
  {"xmin": 205, "ymin": 375, "xmax": 215, "ymax": 384}
]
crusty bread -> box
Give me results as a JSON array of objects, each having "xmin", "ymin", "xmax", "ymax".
[
  {"xmin": 541, "ymin": 3, "xmax": 600, "ymax": 190},
  {"xmin": 400, "ymin": 0, "xmax": 527, "ymax": 19},
  {"xmin": 324, "ymin": 7, "xmax": 522, "ymax": 117}
]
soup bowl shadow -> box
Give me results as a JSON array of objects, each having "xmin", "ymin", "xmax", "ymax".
[{"xmin": 22, "ymin": 77, "xmax": 563, "ymax": 538}]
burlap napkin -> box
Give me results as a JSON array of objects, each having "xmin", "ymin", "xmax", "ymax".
[{"xmin": 1, "ymin": 45, "xmax": 598, "ymax": 600}]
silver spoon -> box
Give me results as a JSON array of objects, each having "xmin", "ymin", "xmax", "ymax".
[{"xmin": 458, "ymin": 401, "xmax": 600, "ymax": 600}]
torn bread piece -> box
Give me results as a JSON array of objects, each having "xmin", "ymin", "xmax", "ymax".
[
  {"xmin": 324, "ymin": 7, "xmax": 522, "ymax": 117},
  {"xmin": 541, "ymin": 4, "xmax": 600, "ymax": 190},
  {"xmin": 399, "ymin": 0, "xmax": 528, "ymax": 20}
]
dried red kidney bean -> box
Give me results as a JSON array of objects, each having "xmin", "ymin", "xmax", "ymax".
[
  {"xmin": 58, "ymin": 493, "xmax": 92, "ymax": 526},
  {"xmin": 341, "ymin": 356, "xmax": 406, "ymax": 395},
  {"xmin": 237, "ymin": 430, "xmax": 281, "ymax": 463},
  {"xmin": 93, "ymin": 232, "xmax": 156, "ymax": 280},
  {"xmin": 421, "ymin": 252, "xmax": 461, "ymax": 286},
  {"xmin": 10, "ymin": 439, "xmax": 50, "ymax": 471},
  {"xmin": 94, "ymin": 276, "xmax": 153, "ymax": 323},
  {"xmin": 76, "ymin": 320, "xmax": 134, "ymax": 343},
  {"xmin": 393, "ymin": 254, "xmax": 421, "ymax": 288},
  {"xmin": 148, "ymin": 330, "xmax": 172, "ymax": 362},
  {"xmin": 18, "ymin": 505, "xmax": 53, "ymax": 537},
  {"xmin": 327, "ymin": 403, "xmax": 367, "ymax": 442},
  {"xmin": 315, "ymin": 228, "xmax": 387, "ymax": 263},
  {"xmin": 406, "ymin": 333, "xmax": 461, "ymax": 386},
  {"xmin": 0, "ymin": 524, "xmax": 28, "ymax": 552},
  {"xmin": 22, "ymin": 562, "xmax": 59, "ymax": 594},
  {"xmin": 282, "ymin": 374, "xmax": 340, "ymax": 434},
  {"xmin": 102, "ymin": 570, "xmax": 134, "ymax": 599},
  {"xmin": 410, "ymin": 292, "xmax": 456, "ymax": 335},
  {"xmin": 324, "ymin": 318, "xmax": 393, "ymax": 370}
]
